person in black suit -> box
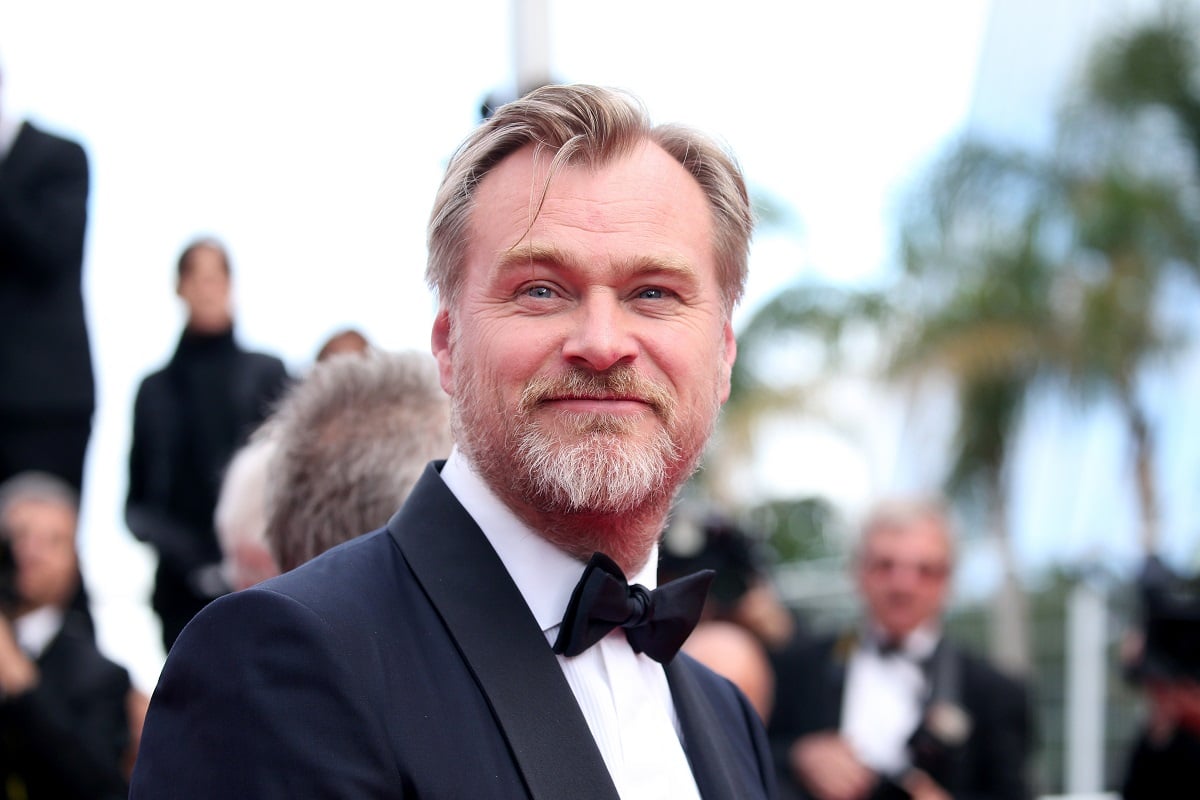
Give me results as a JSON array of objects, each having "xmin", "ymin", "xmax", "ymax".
[
  {"xmin": 130, "ymin": 84, "xmax": 774, "ymax": 799},
  {"xmin": 1119, "ymin": 558, "xmax": 1200, "ymax": 800},
  {"xmin": 125, "ymin": 237, "xmax": 290, "ymax": 651},
  {"xmin": 0, "ymin": 471, "xmax": 131, "ymax": 800},
  {"xmin": 0, "ymin": 74, "xmax": 93, "ymax": 496},
  {"xmin": 768, "ymin": 498, "xmax": 1032, "ymax": 800}
]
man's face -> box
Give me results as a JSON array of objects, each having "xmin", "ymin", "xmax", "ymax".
[
  {"xmin": 856, "ymin": 518, "xmax": 952, "ymax": 640},
  {"xmin": 434, "ymin": 141, "xmax": 735, "ymax": 537},
  {"xmin": 4, "ymin": 498, "xmax": 80, "ymax": 612},
  {"xmin": 177, "ymin": 246, "xmax": 233, "ymax": 333}
]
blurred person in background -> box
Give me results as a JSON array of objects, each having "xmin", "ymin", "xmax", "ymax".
[
  {"xmin": 1119, "ymin": 557, "xmax": 1200, "ymax": 799},
  {"xmin": 661, "ymin": 512, "xmax": 806, "ymax": 656},
  {"xmin": 314, "ymin": 326, "xmax": 371, "ymax": 362},
  {"xmin": 0, "ymin": 472, "xmax": 132, "ymax": 799},
  {"xmin": 263, "ymin": 348, "xmax": 452, "ymax": 573},
  {"xmin": 125, "ymin": 237, "xmax": 290, "ymax": 650},
  {"xmin": 682, "ymin": 618, "xmax": 775, "ymax": 723},
  {"xmin": 212, "ymin": 328, "xmax": 379, "ymax": 590},
  {"xmin": 212, "ymin": 430, "xmax": 279, "ymax": 592},
  {"xmin": 0, "ymin": 66, "xmax": 93, "ymax": 496},
  {"xmin": 214, "ymin": 349, "xmax": 453, "ymax": 587},
  {"xmin": 768, "ymin": 497, "xmax": 1031, "ymax": 800},
  {"xmin": 660, "ymin": 512, "xmax": 807, "ymax": 718},
  {"xmin": 0, "ymin": 66, "xmax": 98, "ymax": 637}
]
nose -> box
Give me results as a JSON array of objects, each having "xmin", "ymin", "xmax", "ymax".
[{"xmin": 561, "ymin": 292, "xmax": 638, "ymax": 372}]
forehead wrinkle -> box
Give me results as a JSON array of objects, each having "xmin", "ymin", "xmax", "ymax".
[{"xmin": 495, "ymin": 242, "xmax": 698, "ymax": 285}]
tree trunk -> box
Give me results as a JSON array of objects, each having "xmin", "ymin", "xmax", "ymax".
[
  {"xmin": 986, "ymin": 467, "xmax": 1031, "ymax": 676},
  {"xmin": 1121, "ymin": 388, "xmax": 1159, "ymax": 557}
]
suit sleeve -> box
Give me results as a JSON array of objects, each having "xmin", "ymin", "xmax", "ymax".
[
  {"xmin": 766, "ymin": 634, "xmax": 837, "ymax": 799},
  {"xmin": 0, "ymin": 131, "xmax": 89, "ymax": 283},
  {"xmin": 734, "ymin": 678, "xmax": 779, "ymax": 799},
  {"xmin": 3, "ymin": 648, "xmax": 130, "ymax": 798},
  {"xmin": 131, "ymin": 588, "xmax": 398, "ymax": 799},
  {"xmin": 958, "ymin": 664, "xmax": 1034, "ymax": 800},
  {"xmin": 124, "ymin": 380, "xmax": 211, "ymax": 575}
]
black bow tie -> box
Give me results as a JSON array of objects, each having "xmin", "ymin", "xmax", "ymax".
[{"xmin": 552, "ymin": 552, "xmax": 714, "ymax": 663}]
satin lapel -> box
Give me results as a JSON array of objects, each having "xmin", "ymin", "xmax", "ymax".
[
  {"xmin": 665, "ymin": 656, "xmax": 757, "ymax": 800},
  {"xmin": 390, "ymin": 464, "xmax": 619, "ymax": 800}
]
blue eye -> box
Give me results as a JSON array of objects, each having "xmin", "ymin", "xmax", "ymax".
[
  {"xmin": 638, "ymin": 288, "xmax": 666, "ymax": 299},
  {"xmin": 527, "ymin": 285, "xmax": 555, "ymax": 299}
]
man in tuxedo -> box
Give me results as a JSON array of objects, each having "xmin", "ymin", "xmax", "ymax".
[
  {"xmin": 0, "ymin": 472, "xmax": 132, "ymax": 799},
  {"xmin": 0, "ymin": 71, "xmax": 94, "ymax": 496},
  {"xmin": 768, "ymin": 498, "xmax": 1031, "ymax": 800},
  {"xmin": 131, "ymin": 84, "xmax": 774, "ymax": 798}
]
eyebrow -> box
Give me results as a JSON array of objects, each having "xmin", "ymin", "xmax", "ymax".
[{"xmin": 494, "ymin": 242, "xmax": 698, "ymax": 283}]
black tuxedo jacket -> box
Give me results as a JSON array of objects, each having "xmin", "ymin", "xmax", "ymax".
[
  {"xmin": 132, "ymin": 463, "xmax": 775, "ymax": 798},
  {"xmin": 0, "ymin": 612, "xmax": 131, "ymax": 799},
  {"xmin": 767, "ymin": 632, "xmax": 1031, "ymax": 800},
  {"xmin": 0, "ymin": 121, "xmax": 93, "ymax": 416}
]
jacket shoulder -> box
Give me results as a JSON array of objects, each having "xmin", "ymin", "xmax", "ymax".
[{"xmin": 14, "ymin": 121, "xmax": 88, "ymax": 165}]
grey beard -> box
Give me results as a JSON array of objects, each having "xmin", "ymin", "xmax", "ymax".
[{"xmin": 514, "ymin": 414, "xmax": 680, "ymax": 515}]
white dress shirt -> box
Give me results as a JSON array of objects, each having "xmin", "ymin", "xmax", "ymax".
[
  {"xmin": 0, "ymin": 114, "xmax": 22, "ymax": 160},
  {"xmin": 840, "ymin": 625, "xmax": 940, "ymax": 776},
  {"xmin": 440, "ymin": 447, "xmax": 702, "ymax": 800},
  {"xmin": 15, "ymin": 605, "xmax": 64, "ymax": 659}
]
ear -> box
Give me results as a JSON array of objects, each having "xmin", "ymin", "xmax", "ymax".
[
  {"xmin": 431, "ymin": 308, "xmax": 455, "ymax": 396},
  {"xmin": 717, "ymin": 320, "xmax": 736, "ymax": 404}
]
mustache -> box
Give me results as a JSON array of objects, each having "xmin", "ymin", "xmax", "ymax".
[{"xmin": 520, "ymin": 366, "xmax": 674, "ymax": 421}]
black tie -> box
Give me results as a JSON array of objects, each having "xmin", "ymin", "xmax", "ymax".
[{"xmin": 553, "ymin": 552, "xmax": 714, "ymax": 663}]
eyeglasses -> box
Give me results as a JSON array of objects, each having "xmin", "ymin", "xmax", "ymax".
[{"xmin": 863, "ymin": 557, "xmax": 949, "ymax": 582}]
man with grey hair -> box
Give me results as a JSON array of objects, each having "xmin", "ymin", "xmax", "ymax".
[
  {"xmin": 264, "ymin": 348, "xmax": 453, "ymax": 572},
  {"xmin": 133, "ymin": 83, "xmax": 773, "ymax": 798},
  {"xmin": 0, "ymin": 472, "xmax": 132, "ymax": 799},
  {"xmin": 214, "ymin": 348, "xmax": 454, "ymax": 588},
  {"xmin": 768, "ymin": 497, "xmax": 1032, "ymax": 800}
]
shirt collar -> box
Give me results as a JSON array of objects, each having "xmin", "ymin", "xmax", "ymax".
[
  {"xmin": 0, "ymin": 116, "xmax": 24, "ymax": 160},
  {"xmin": 439, "ymin": 446, "xmax": 658, "ymax": 635},
  {"xmin": 866, "ymin": 620, "xmax": 942, "ymax": 661},
  {"xmin": 15, "ymin": 605, "xmax": 64, "ymax": 659}
]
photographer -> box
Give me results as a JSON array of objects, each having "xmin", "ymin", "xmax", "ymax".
[
  {"xmin": 1120, "ymin": 557, "xmax": 1200, "ymax": 799},
  {"xmin": 767, "ymin": 497, "xmax": 1032, "ymax": 800},
  {"xmin": 0, "ymin": 472, "xmax": 130, "ymax": 799}
]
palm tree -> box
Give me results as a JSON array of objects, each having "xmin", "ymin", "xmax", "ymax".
[
  {"xmin": 715, "ymin": 10, "xmax": 1200, "ymax": 672},
  {"xmin": 1072, "ymin": 8, "xmax": 1200, "ymax": 555},
  {"xmin": 1085, "ymin": 9, "xmax": 1200, "ymax": 171},
  {"xmin": 1053, "ymin": 164, "xmax": 1200, "ymax": 555},
  {"xmin": 890, "ymin": 142, "xmax": 1065, "ymax": 674}
]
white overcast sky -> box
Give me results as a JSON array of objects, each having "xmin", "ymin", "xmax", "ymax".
[{"xmin": 1, "ymin": 1, "xmax": 994, "ymax": 688}]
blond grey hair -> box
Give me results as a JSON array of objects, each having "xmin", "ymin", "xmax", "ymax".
[
  {"xmin": 854, "ymin": 496, "xmax": 957, "ymax": 566},
  {"xmin": 426, "ymin": 83, "xmax": 753, "ymax": 313}
]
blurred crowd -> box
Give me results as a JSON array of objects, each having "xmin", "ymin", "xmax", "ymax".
[{"xmin": 0, "ymin": 73, "xmax": 459, "ymax": 794}]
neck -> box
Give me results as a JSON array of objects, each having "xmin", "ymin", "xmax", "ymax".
[
  {"xmin": 504, "ymin": 495, "xmax": 669, "ymax": 577},
  {"xmin": 185, "ymin": 321, "xmax": 234, "ymax": 336}
]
